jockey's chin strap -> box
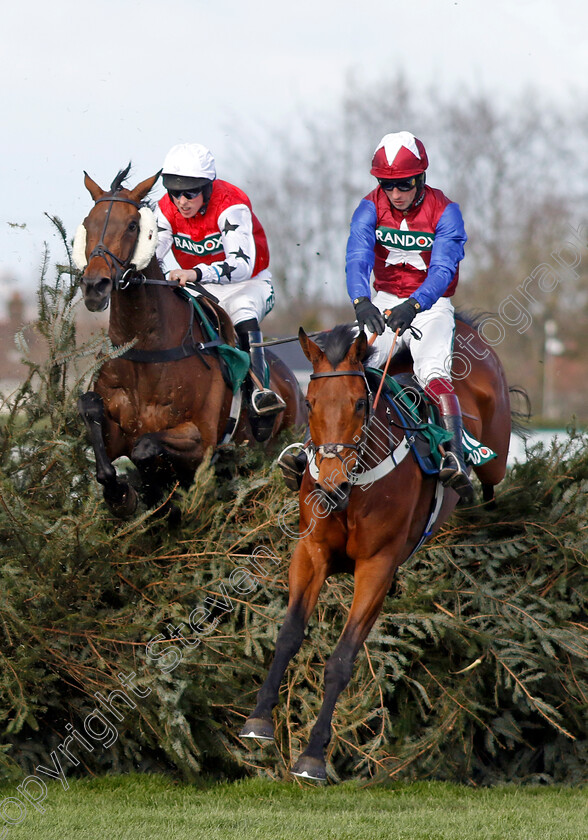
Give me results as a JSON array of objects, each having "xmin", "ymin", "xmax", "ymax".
[
  {"xmin": 86, "ymin": 194, "xmax": 142, "ymax": 289},
  {"xmin": 307, "ymin": 368, "xmax": 376, "ymax": 470}
]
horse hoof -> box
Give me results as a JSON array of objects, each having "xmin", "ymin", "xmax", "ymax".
[
  {"xmin": 239, "ymin": 717, "xmax": 275, "ymax": 741},
  {"xmin": 106, "ymin": 483, "xmax": 138, "ymax": 518},
  {"xmin": 249, "ymin": 413, "xmax": 277, "ymax": 444},
  {"xmin": 291, "ymin": 755, "xmax": 326, "ymax": 782}
]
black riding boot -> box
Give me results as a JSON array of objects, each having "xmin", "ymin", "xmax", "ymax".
[
  {"xmin": 437, "ymin": 393, "xmax": 474, "ymax": 503},
  {"xmin": 236, "ymin": 322, "xmax": 286, "ymax": 443}
]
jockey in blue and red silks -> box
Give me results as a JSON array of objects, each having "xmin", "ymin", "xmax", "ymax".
[{"xmin": 346, "ymin": 130, "xmax": 473, "ymax": 501}]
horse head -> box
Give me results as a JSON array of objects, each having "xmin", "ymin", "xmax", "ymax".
[
  {"xmin": 299, "ymin": 325, "xmax": 370, "ymax": 511},
  {"xmin": 74, "ymin": 165, "xmax": 161, "ymax": 312}
]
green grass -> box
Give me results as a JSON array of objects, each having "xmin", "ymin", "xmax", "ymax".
[{"xmin": 0, "ymin": 775, "xmax": 586, "ymax": 840}]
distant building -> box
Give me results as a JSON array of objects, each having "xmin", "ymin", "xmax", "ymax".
[{"xmin": 0, "ymin": 292, "xmax": 38, "ymax": 394}]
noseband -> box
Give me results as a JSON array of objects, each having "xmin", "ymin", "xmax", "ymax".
[
  {"xmin": 84, "ymin": 195, "xmax": 142, "ymax": 289},
  {"xmin": 308, "ymin": 369, "xmax": 374, "ymax": 467}
]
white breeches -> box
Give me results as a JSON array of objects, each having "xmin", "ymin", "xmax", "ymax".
[
  {"xmin": 364, "ymin": 291, "xmax": 456, "ymax": 387},
  {"xmin": 203, "ymin": 270, "xmax": 275, "ymax": 326}
]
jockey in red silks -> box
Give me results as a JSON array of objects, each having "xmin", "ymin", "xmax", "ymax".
[
  {"xmin": 347, "ymin": 131, "xmax": 473, "ymax": 502},
  {"xmin": 155, "ymin": 143, "xmax": 285, "ymax": 441}
]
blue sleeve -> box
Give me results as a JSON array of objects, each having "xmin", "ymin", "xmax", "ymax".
[
  {"xmin": 346, "ymin": 199, "xmax": 377, "ymax": 301},
  {"xmin": 412, "ymin": 203, "xmax": 467, "ymax": 311}
]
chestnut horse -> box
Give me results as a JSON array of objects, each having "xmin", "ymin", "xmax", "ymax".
[
  {"xmin": 240, "ymin": 322, "xmax": 513, "ymax": 780},
  {"xmin": 76, "ymin": 166, "xmax": 305, "ymax": 518}
]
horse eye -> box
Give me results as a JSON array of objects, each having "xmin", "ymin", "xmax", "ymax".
[
  {"xmin": 355, "ymin": 398, "xmax": 367, "ymax": 412},
  {"xmin": 305, "ymin": 399, "xmax": 312, "ymax": 413},
  {"xmin": 128, "ymin": 220, "xmax": 138, "ymax": 232}
]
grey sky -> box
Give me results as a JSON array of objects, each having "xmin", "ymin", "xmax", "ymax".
[{"xmin": 1, "ymin": 0, "xmax": 586, "ymax": 298}]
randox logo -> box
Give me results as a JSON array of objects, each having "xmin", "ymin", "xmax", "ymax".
[
  {"xmin": 173, "ymin": 232, "xmax": 223, "ymax": 257},
  {"xmin": 376, "ymin": 227, "xmax": 435, "ymax": 251}
]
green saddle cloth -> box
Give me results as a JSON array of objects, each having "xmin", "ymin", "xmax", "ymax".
[
  {"xmin": 179, "ymin": 288, "xmax": 250, "ymax": 394},
  {"xmin": 365, "ymin": 368, "xmax": 497, "ymax": 469}
]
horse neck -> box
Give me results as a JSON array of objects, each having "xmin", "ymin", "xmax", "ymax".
[{"xmin": 108, "ymin": 258, "xmax": 199, "ymax": 348}]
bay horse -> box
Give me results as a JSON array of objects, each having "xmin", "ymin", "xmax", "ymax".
[
  {"xmin": 76, "ymin": 165, "xmax": 305, "ymax": 518},
  {"xmin": 240, "ymin": 322, "xmax": 513, "ymax": 780}
]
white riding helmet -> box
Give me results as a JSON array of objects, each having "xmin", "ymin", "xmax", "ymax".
[{"xmin": 162, "ymin": 143, "xmax": 216, "ymax": 191}]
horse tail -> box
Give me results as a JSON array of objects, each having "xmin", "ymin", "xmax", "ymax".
[{"xmin": 509, "ymin": 385, "xmax": 532, "ymax": 440}]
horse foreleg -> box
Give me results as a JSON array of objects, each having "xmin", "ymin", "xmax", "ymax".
[
  {"xmin": 77, "ymin": 391, "xmax": 138, "ymax": 517},
  {"xmin": 240, "ymin": 541, "xmax": 328, "ymax": 742},
  {"xmin": 481, "ymin": 482, "xmax": 496, "ymax": 509},
  {"xmin": 130, "ymin": 422, "xmax": 204, "ymax": 509},
  {"xmin": 292, "ymin": 557, "xmax": 397, "ymax": 781}
]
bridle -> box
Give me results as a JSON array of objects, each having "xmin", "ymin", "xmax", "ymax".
[
  {"xmin": 81, "ymin": 194, "xmax": 227, "ymax": 366},
  {"xmin": 83, "ymin": 194, "xmax": 142, "ymax": 290},
  {"xmin": 307, "ymin": 368, "xmax": 376, "ymax": 469},
  {"xmin": 82, "ymin": 194, "xmax": 200, "ymax": 294}
]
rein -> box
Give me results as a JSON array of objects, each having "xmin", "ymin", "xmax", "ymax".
[
  {"xmin": 307, "ymin": 364, "xmax": 426, "ymax": 485},
  {"xmin": 307, "ymin": 366, "xmax": 418, "ymax": 488},
  {"xmin": 114, "ymin": 297, "xmax": 220, "ymax": 365},
  {"xmin": 83, "ymin": 196, "xmax": 222, "ymax": 364}
]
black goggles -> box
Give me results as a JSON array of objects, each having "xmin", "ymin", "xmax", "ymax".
[
  {"xmin": 168, "ymin": 187, "xmax": 205, "ymax": 200},
  {"xmin": 378, "ymin": 177, "xmax": 417, "ymax": 192}
]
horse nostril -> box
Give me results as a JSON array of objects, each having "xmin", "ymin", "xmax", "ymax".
[
  {"xmin": 81, "ymin": 275, "xmax": 112, "ymax": 312},
  {"xmin": 81, "ymin": 276, "xmax": 111, "ymax": 296}
]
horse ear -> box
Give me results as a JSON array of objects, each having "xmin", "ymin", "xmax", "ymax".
[
  {"xmin": 348, "ymin": 330, "xmax": 368, "ymax": 365},
  {"xmin": 84, "ymin": 171, "xmax": 105, "ymax": 202},
  {"xmin": 299, "ymin": 327, "xmax": 324, "ymax": 365},
  {"xmin": 129, "ymin": 170, "xmax": 162, "ymax": 203}
]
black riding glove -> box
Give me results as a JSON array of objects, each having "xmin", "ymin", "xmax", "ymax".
[
  {"xmin": 385, "ymin": 297, "xmax": 421, "ymax": 335},
  {"xmin": 353, "ymin": 297, "xmax": 385, "ymax": 335}
]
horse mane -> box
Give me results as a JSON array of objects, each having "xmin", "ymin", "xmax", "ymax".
[
  {"xmin": 314, "ymin": 311, "xmax": 506, "ymax": 370},
  {"xmin": 315, "ymin": 323, "xmax": 375, "ymax": 368}
]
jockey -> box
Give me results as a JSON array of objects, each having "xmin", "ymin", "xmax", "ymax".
[
  {"xmin": 155, "ymin": 142, "xmax": 285, "ymax": 441},
  {"xmin": 347, "ymin": 131, "xmax": 473, "ymax": 502}
]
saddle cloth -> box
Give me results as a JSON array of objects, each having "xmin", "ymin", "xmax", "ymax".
[
  {"xmin": 364, "ymin": 368, "xmax": 497, "ymax": 476},
  {"xmin": 178, "ymin": 286, "xmax": 250, "ymax": 394}
]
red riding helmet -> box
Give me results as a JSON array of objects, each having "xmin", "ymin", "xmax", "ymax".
[{"xmin": 370, "ymin": 131, "xmax": 429, "ymax": 179}]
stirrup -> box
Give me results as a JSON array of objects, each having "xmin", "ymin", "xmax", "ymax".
[
  {"xmin": 439, "ymin": 452, "xmax": 474, "ymax": 502},
  {"xmin": 277, "ymin": 443, "xmax": 307, "ymax": 491},
  {"xmin": 251, "ymin": 388, "xmax": 286, "ymax": 417}
]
